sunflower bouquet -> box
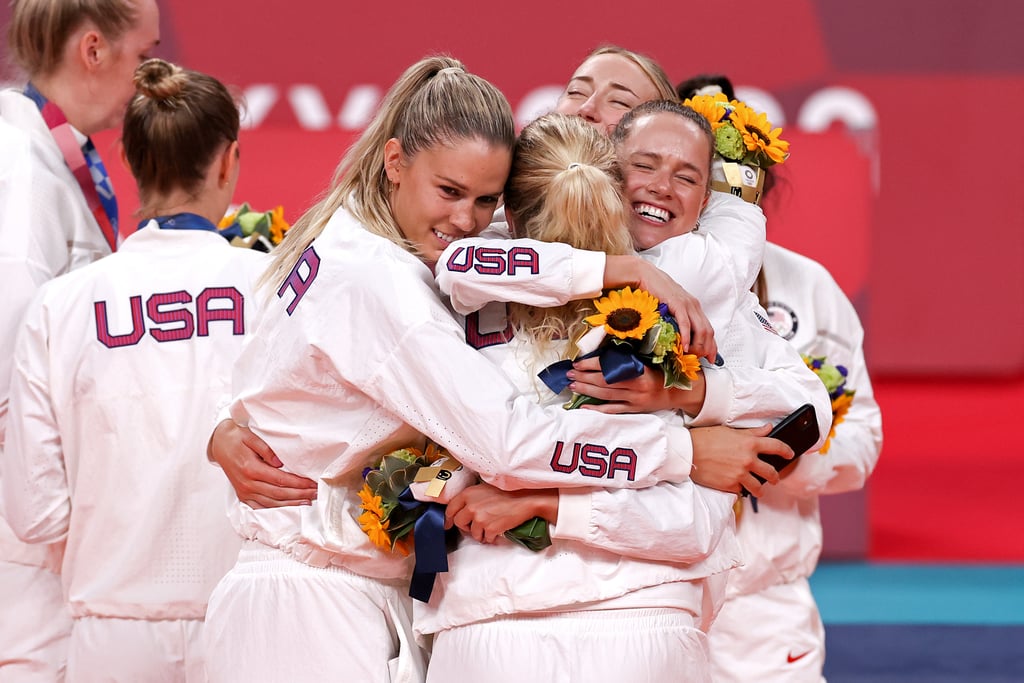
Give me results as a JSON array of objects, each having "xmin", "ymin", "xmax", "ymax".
[
  {"xmin": 218, "ymin": 202, "xmax": 290, "ymax": 251},
  {"xmin": 356, "ymin": 445, "xmax": 441, "ymax": 557},
  {"xmin": 540, "ymin": 286, "xmax": 702, "ymax": 410},
  {"xmin": 802, "ymin": 355, "xmax": 856, "ymax": 454},
  {"xmin": 358, "ymin": 444, "xmax": 551, "ymax": 565},
  {"xmin": 684, "ymin": 92, "xmax": 790, "ymax": 205}
]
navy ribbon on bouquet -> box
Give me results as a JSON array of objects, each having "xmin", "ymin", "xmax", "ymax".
[
  {"xmin": 398, "ymin": 487, "xmax": 448, "ymax": 603},
  {"xmin": 538, "ymin": 345, "xmax": 646, "ymax": 395}
]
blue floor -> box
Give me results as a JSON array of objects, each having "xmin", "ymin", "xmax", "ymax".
[{"xmin": 811, "ymin": 563, "xmax": 1024, "ymax": 681}]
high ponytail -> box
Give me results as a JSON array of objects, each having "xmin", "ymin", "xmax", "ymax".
[
  {"xmin": 504, "ymin": 113, "xmax": 633, "ymax": 350},
  {"xmin": 263, "ymin": 55, "xmax": 515, "ymax": 290}
]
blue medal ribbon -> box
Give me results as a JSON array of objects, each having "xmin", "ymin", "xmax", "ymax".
[
  {"xmin": 25, "ymin": 83, "xmax": 120, "ymax": 250},
  {"xmin": 142, "ymin": 213, "xmax": 220, "ymax": 233},
  {"xmin": 397, "ymin": 487, "xmax": 449, "ymax": 603}
]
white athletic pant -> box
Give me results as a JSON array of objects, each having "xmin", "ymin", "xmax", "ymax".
[
  {"xmin": 426, "ymin": 608, "xmax": 711, "ymax": 683},
  {"xmin": 67, "ymin": 616, "xmax": 205, "ymax": 682},
  {"xmin": 0, "ymin": 559, "xmax": 71, "ymax": 681},
  {"xmin": 204, "ymin": 542, "xmax": 426, "ymax": 683},
  {"xmin": 708, "ymin": 578, "xmax": 826, "ymax": 683}
]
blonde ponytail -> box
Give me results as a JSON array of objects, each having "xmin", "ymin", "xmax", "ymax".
[
  {"xmin": 262, "ymin": 56, "xmax": 514, "ymax": 290},
  {"xmin": 504, "ymin": 114, "xmax": 633, "ymax": 349}
]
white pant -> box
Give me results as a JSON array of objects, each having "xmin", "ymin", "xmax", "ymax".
[
  {"xmin": 0, "ymin": 559, "xmax": 71, "ymax": 682},
  {"xmin": 67, "ymin": 616, "xmax": 205, "ymax": 682},
  {"xmin": 708, "ymin": 578, "xmax": 826, "ymax": 683},
  {"xmin": 427, "ymin": 608, "xmax": 710, "ymax": 683},
  {"xmin": 204, "ymin": 542, "xmax": 425, "ymax": 683}
]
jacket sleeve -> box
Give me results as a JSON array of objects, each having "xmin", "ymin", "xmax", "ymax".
[
  {"xmin": 554, "ymin": 481, "xmax": 736, "ymax": 563},
  {"xmin": 777, "ymin": 278, "xmax": 883, "ymax": 496},
  {"xmin": 689, "ymin": 302, "xmax": 834, "ymax": 454},
  {"xmin": 698, "ymin": 191, "xmax": 767, "ymax": 293},
  {"xmin": 1, "ymin": 288, "xmax": 72, "ymax": 544},
  {"xmin": 435, "ymin": 236, "xmax": 606, "ymax": 314},
  {"xmin": 359, "ymin": 315, "xmax": 695, "ymax": 492}
]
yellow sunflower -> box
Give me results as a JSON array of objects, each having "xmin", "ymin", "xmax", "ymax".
[
  {"xmin": 683, "ymin": 93, "xmax": 730, "ymax": 130},
  {"xmin": 584, "ymin": 287, "xmax": 661, "ymax": 340},
  {"xmin": 357, "ymin": 509, "xmax": 392, "ymax": 551},
  {"xmin": 727, "ymin": 101, "xmax": 790, "ymax": 165},
  {"xmin": 674, "ymin": 352, "xmax": 702, "ymax": 382}
]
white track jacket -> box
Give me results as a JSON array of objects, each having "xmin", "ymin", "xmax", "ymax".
[
  {"xmin": 0, "ymin": 89, "xmax": 110, "ymax": 571},
  {"xmin": 725, "ymin": 243, "xmax": 883, "ymax": 597},
  {"xmin": 3, "ymin": 224, "xmax": 267, "ymax": 619}
]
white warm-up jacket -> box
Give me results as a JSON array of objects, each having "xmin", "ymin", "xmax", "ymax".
[
  {"xmin": 724, "ymin": 243, "xmax": 883, "ymax": 597},
  {"xmin": 3, "ymin": 224, "xmax": 267, "ymax": 619},
  {"xmin": 0, "ymin": 89, "xmax": 110, "ymax": 571}
]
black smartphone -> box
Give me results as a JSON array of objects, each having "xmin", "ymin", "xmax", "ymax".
[{"xmin": 752, "ymin": 403, "xmax": 819, "ymax": 484}]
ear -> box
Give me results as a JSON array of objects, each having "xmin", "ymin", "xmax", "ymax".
[
  {"xmin": 77, "ymin": 27, "xmax": 107, "ymax": 72},
  {"xmin": 383, "ymin": 137, "xmax": 404, "ymax": 184},
  {"xmin": 218, "ymin": 140, "xmax": 240, "ymax": 188},
  {"xmin": 701, "ymin": 188, "xmax": 712, "ymax": 212}
]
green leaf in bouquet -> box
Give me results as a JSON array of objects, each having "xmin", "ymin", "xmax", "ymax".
[
  {"xmin": 662, "ymin": 363, "xmax": 693, "ymax": 391},
  {"xmin": 382, "ymin": 459, "xmax": 423, "ymax": 494},
  {"xmin": 504, "ymin": 516, "xmax": 551, "ymax": 552}
]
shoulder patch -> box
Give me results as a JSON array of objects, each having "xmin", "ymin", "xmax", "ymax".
[{"xmin": 765, "ymin": 300, "xmax": 798, "ymax": 340}]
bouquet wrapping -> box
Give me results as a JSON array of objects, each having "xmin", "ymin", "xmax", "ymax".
[{"xmin": 684, "ymin": 92, "xmax": 789, "ymax": 206}]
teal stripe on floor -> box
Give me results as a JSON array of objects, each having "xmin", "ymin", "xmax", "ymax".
[{"xmin": 809, "ymin": 562, "xmax": 1024, "ymax": 625}]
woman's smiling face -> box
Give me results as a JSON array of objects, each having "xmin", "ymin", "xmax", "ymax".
[
  {"xmin": 385, "ymin": 136, "xmax": 511, "ymax": 264},
  {"xmin": 615, "ymin": 111, "xmax": 712, "ymax": 251}
]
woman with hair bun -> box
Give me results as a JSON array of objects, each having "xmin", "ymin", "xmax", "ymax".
[
  {"xmin": 0, "ymin": 0, "xmax": 159, "ymax": 676},
  {"xmin": 3, "ymin": 57, "xmax": 266, "ymax": 681}
]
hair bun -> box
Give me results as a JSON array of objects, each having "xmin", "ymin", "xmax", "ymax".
[{"xmin": 134, "ymin": 58, "xmax": 187, "ymax": 101}]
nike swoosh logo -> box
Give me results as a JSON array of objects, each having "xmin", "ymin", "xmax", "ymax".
[{"xmin": 787, "ymin": 650, "xmax": 812, "ymax": 664}]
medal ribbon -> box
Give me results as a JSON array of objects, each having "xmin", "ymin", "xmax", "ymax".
[{"xmin": 24, "ymin": 83, "xmax": 119, "ymax": 252}]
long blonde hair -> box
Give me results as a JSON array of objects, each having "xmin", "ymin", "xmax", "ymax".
[
  {"xmin": 262, "ymin": 56, "xmax": 515, "ymax": 289},
  {"xmin": 504, "ymin": 113, "xmax": 633, "ymax": 351}
]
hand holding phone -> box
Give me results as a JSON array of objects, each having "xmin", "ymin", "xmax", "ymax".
[{"xmin": 743, "ymin": 404, "xmax": 819, "ymax": 496}]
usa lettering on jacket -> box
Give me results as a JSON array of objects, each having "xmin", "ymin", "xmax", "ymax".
[
  {"xmin": 444, "ymin": 245, "xmax": 540, "ymax": 276},
  {"xmin": 550, "ymin": 441, "xmax": 638, "ymax": 481},
  {"xmin": 94, "ymin": 287, "xmax": 246, "ymax": 348},
  {"xmin": 278, "ymin": 245, "xmax": 320, "ymax": 315}
]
